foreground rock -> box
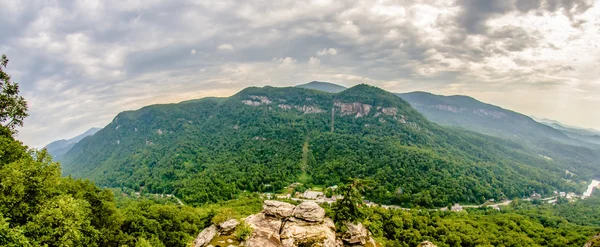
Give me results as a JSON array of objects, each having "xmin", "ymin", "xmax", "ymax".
[
  {"xmin": 418, "ymin": 241, "xmax": 437, "ymax": 247},
  {"xmin": 264, "ymin": 200, "xmax": 296, "ymax": 218},
  {"xmin": 193, "ymin": 200, "xmax": 379, "ymax": 247},
  {"xmin": 219, "ymin": 219, "xmax": 240, "ymax": 234},
  {"xmin": 280, "ymin": 218, "xmax": 337, "ymax": 247},
  {"xmin": 193, "ymin": 224, "xmax": 218, "ymax": 247},
  {"xmin": 245, "ymin": 213, "xmax": 284, "ymax": 247},
  {"xmin": 342, "ymin": 222, "xmax": 368, "ymax": 245},
  {"xmin": 292, "ymin": 201, "xmax": 325, "ymax": 222}
]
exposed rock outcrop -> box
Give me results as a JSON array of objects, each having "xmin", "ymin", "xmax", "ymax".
[
  {"xmin": 584, "ymin": 233, "xmax": 600, "ymax": 247},
  {"xmin": 242, "ymin": 95, "xmax": 273, "ymax": 106},
  {"xmin": 245, "ymin": 213, "xmax": 283, "ymax": 247},
  {"xmin": 263, "ymin": 200, "xmax": 295, "ymax": 218},
  {"xmin": 417, "ymin": 241, "xmax": 437, "ymax": 247},
  {"xmin": 342, "ymin": 222, "xmax": 368, "ymax": 245},
  {"xmin": 193, "ymin": 201, "xmax": 378, "ymax": 247},
  {"xmin": 280, "ymin": 218, "xmax": 337, "ymax": 247},
  {"xmin": 218, "ymin": 219, "xmax": 240, "ymax": 235},
  {"xmin": 295, "ymin": 105, "xmax": 325, "ymax": 114},
  {"xmin": 292, "ymin": 201, "xmax": 325, "ymax": 222},
  {"xmin": 193, "ymin": 224, "xmax": 218, "ymax": 247},
  {"xmin": 335, "ymin": 102, "xmax": 372, "ymax": 118}
]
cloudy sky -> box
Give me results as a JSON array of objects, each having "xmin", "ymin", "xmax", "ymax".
[{"xmin": 1, "ymin": 0, "xmax": 599, "ymax": 147}]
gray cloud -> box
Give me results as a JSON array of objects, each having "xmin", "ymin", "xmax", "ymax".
[{"xmin": 0, "ymin": 0, "xmax": 598, "ymax": 147}]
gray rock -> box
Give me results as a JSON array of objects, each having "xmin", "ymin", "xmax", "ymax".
[
  {"xmin": 418, "ymin": 241, "xmax": 437, "ymax": 247},
  {"xmin": 342, "ymin": 222, "xmax": 368, "ymax": 245},
  {"xmin": 292, "ymin": 201, "xmax": 325, "ymax": 222},
  {"xmin": 219, "ymin": 219, "xmax": 240, "ymax": 234},
  {"xmin": 193, "ymin": 225, "xmax": 218, "ymax": 247},
  {"xmin": 280, "ymin": 218, "xmax": 337, "ymax": 247},
  {"xmin": 244, "ymin": 213, "xmax": 283, "ymax": 247},
  {"xmin": 263, "ymin": 200, "xmax": 295, "ymax": 218}
]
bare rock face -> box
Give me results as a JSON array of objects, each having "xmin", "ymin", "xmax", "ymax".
[
  {"xmin": 263, "ymin": 200, "xmax": 296, "ymax": 218},
  {"xmin": 584, "ymin": 233, "xmax": 600, "ymax": 247},
  {"xmin": 417, "ymin": 241, "xmax": 437, "ymax": 247},
  {"xmin": 244, "ymin": 213, "xmax": 283, "ymax": 247},
  {"xmin": 193, "ymin": 224, "xmax": 218, "ymax": 247},
  {"xmin": 218, "ymin": 219, "xmax": 239, "ymax": 234},
  {"xmin": 292, "ymin": 201, "xmax": 325, "ymax": 222},
  {"xmin": 342, "ymin": 222, "xmax": 368, "ymax": 245},
  {"xmin": 334, "ymin": 102, "xmax": 372, "ymax": 118},
  {"xmin": 280, "ymin": 218, "xmax": 337, "ymax": 247}
]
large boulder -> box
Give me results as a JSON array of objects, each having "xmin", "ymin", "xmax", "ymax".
[
  {"xmin": 342, "ymin": 222, "xmax": 368, "ymax": 245},
  {"xmin": 264, "ymin": 200, "xmax": 296, "ymax": 218},
  {"xmin": 280, "ymin": 218, "xmax": 337, "ymax": 247},
  {"xmin": 244, "ymin": 213, "xmax": 283, "ymax": 247},
  {"xmin": 218, "ymin": 219, "xmax": 239, "ymax": 234},
  {"xmin": 193, "ymin": 224, "xmax": 218, "ymax": 247},
  {"xmin": 292, "ymin": 201, "xmax": 325, "ymax": 222},
  {"xmin": 417, "ymin": 241, "xmax": 437, "ymax": 247}
]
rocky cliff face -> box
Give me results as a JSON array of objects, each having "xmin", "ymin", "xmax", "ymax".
[{"xmin": 192, "ymin": 200, "xmax": 378, "ymax": 247}]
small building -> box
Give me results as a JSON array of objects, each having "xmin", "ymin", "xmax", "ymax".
[{"xmin": 303, "ymin": 191, "xmax": 324, "ymax": 200}]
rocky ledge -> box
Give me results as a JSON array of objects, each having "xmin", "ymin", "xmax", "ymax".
[{"xmin": 193, "ymin": 200, "xmax": 379, "ymax": 247}]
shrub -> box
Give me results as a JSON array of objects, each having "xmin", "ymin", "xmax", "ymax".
[{"xmin": 234, "ymin": 221, "xmax": 252, "ymax": 241}]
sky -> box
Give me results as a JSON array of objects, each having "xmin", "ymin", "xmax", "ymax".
[{"xmin": 1, "ymin": 0, "xmax": 599, "ymax": 148}]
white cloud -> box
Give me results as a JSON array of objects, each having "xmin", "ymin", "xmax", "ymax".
[
  {"xmin": 308, "ymin": 57, "xmax": 321, "ymax": 66},
  {"xmin": 317, "ymin": 48, "xmax": 338, "ymax": 56},
  {"xmin": 2, "ymin": 0, "xmax": 599, "ymax": 147},
  {"xmin": 217, "ymin": 43, "xmax": 234, "ymax": 51},
  {"xmin": 273, "ymin": 57, "xmax": 297, "ymax": 68}
]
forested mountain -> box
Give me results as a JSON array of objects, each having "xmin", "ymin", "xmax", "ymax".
[
  {"xmin": 62, "ymin": 84, "xmax": 595, "ymax": 207},
  {"xmin": 44, "ymin": 127, "xmax": 100, "ymax": 160},
  {"xmin": 295, "ymin": 81, "xmax": 347, "ymax": 93},
  {"xmin": 292, "ymin": 82, "xmax": 600, "ymax": 177}
]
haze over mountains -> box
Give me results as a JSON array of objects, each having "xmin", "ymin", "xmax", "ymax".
[
  {"xmin": 44, "ymin": 127, "xmax": 100, "ymax": 160},
  {"xmin": 53, "ymin": 83, "xmax": 600, "ymax": 208}
]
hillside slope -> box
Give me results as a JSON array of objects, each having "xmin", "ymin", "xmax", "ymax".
[{"xmin": 62, "ymin": 85, "xmax": 592, "ymax": 207}]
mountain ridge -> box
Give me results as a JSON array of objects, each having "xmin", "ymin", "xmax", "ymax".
[{"xmin": 61, "ymin": 84, "xmax": 589, "ymax": 208}]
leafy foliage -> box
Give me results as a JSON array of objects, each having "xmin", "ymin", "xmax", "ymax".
[
  {"xmin": 0, "ymin": 55, "xmax": 28, "ymax": 133},
  {"xmin": 234, "ymin": 221, "xmax": 252, "ymax": 241},
  {"xmin": 332, "ymin": 179, "xmax": 371, "ymax": 225}
]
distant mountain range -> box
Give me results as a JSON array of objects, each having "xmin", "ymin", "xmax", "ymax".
[
  {"xmin": 44, "ymin": 127, "xmax": 100, "ymax": 160},
  {"xmin": 535, "ymin": 118, "xmax": 600, "ymax": 146},
  {"xmin": 58, "ymin": 83, "xmax": 597, "ymax": 207}
]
